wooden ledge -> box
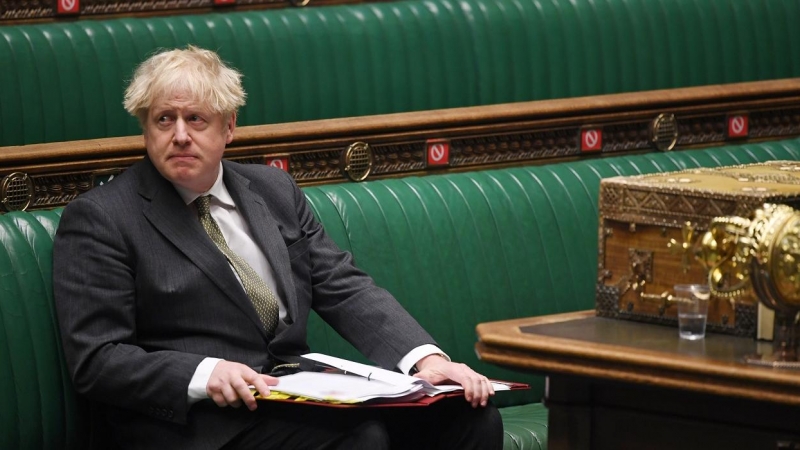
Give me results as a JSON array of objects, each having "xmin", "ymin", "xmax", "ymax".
[
  {"xmin": 476, "ymin": 311, "xmax": 800, "ymax": 407},
  {"xmin": 2, "ymin": 79, "xmax": 800, "ymax": 211}
]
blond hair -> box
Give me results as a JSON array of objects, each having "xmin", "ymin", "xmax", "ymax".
[{"xmin": 123, "ymin": 46, "xmax": 246, "ymax": 122}]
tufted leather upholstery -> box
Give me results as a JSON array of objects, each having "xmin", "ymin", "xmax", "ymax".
[
  {"xmin": 0, "ymin": 208, "xmax": 90, "ymax": 449},
  {"xmin": 303, "ymin": 139, "xmax": 800, "ymax": 449},
  {"xmin": 500, "ymin": 404, "xmax": 549, "ymax": 450},
  {"xmin": 3, "ymin": 140, "xmax": 800, "ymax": 448},
  {"xmin": 2, "ymin": 0, "xmax": 800, "ymax": 146}
]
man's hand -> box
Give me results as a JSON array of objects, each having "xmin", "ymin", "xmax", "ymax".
[
  {"xmin": 206, "ymin": 361, "xmax": 279, "ymax": 411},
  {"xmin": 412, "ymin": 354, "xmax": 494, "ymax": 408}
]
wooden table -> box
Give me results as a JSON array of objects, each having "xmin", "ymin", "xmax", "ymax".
[{"xmin": 476, "ymin": 311, "xmax": 800, "ymax": 450}]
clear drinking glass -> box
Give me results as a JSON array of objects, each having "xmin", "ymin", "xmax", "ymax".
[{"xmin": 674, "ymin": 284, "xmax": 710, "ymax": 340}]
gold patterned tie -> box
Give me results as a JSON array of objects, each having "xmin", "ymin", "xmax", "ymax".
[{"xmin": 195, "ymin": 195, "xmax": 279, "ymax": 334}]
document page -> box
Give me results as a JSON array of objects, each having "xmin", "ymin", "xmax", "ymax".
[
  {"xmin": 302, "ymin": 353, "xmax": 511, "ymax": 396},
  {"xmin": 272, "ymin": 372, "xmax": 425, "ymax": 403}
]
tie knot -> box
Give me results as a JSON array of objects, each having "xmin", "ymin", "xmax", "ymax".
[{"xmin": 195, "ymin": 195, "xmax": 212, "ymax": 216}]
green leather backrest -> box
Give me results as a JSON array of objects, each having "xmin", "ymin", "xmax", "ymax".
[
  {"xmin": 2, "ymin": 0, "xmax": 800, "ymax": 146},
  {"xmin": 0, "ymin": 209, "xmax": 89, "ymax": 449},
  {"xmin": 304, "ymin": 139, "xmax": 800, "ymax": 407},
  {"xmin": 3, "ymin": 140, "xmax": 800, "ymax": 448}
]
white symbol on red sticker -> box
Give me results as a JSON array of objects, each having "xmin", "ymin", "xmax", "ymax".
[
  {"xmin": 266, "ymin": 158, "xmax": 288, "ymax": 171},
  {"xmin": 584, "ymin": 131, "xmax": 598, "ymax": 148},
  {"xmin": 728, "ymin": 115, "xmax": 748, "ymax": 138},
  {"xmin": 426, "ymin": 140, "xmax": 450, "ymax": 166},
  {"xmin": 731, "ymin": 117, "xmax": 745, "ymax": 134},
  {"xmin": 430, "ymin": 144, "xmax": 446, "ymax": 162},
  {"xmin": 581, "ymin": 129, "xmax": 602, "ymax": 152},
  {"xmin": 60, "ymin": 0, "xmax": 78, "ymax": 12}
]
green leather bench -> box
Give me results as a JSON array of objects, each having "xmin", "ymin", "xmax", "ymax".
[
  {"xmin": 2, "ymin": 0, "xmax": 800, "ymax": 146},
  {"xmin": 3, "ymin": 139, "xmax": 800, "ymax": 449}
]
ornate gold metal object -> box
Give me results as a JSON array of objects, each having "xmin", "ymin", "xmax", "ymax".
[
  {"xmin": 615, "ymin": 249, "xmax": 653, "ymax": 296},
  {"xmin": 694, "ymin": 215, "xmax": 753, "ymax": 299},
  {"xmin": 617, "ymin": 248, "xmax": 686, "ymax": 316},
  {"xmin": 341, "ymin": 142, "xmax": 373, "ymax": 182},
  {"xmin": 697, "ymin": 203, "xmax": 800, "ymax": 368},
  {"xmin": 667, "ymin": 221, "xmax": 696, "ymax": 273},
  {"xmin": 650, "ymin": 113, "xmax": 678, "ymax": 151},
  {"xmin": 1, "ymin": 172, "xmax": 34, "ymax": 212}
]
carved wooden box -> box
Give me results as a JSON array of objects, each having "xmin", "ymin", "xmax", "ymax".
[{"xmin": 596, "ymin": 161, "xmax": 800, "ymax": 337}]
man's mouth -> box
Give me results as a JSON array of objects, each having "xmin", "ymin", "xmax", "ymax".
[{"xmin": 168, "ymin": 154, "xmax": 197, "ymax": 161}]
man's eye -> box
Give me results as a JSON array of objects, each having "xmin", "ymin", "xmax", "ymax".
[
  {"xmin": 158, "ymin": 116, "xmax": 171, "ymax": 124},
  {"xmin": 189, "ymin": 115, "xmax": 203, "ymax": 122}
]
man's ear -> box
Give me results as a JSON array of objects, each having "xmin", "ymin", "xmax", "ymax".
[{"xmin": 225, "ymin": 112, "xmax": 237, "ymax": 144}]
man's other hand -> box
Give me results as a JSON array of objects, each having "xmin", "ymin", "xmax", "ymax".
[
  {"xmin": 412, "ymin": 354, "xmax": 495, "ymax": 408},
  {"xmin": 206, "ymin": 361, "xmax": 279, "ymax": 411}
]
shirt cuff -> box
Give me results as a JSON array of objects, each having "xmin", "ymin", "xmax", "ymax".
[
  {"xmin": 397, "ymin": 344, "xmax": 449, "ymax": 375},
  {"xmin": 188, "ymin": 357, "xmax": 223, "ymax": 405}
]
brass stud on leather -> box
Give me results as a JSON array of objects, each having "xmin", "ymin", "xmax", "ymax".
[
  {"xmin": 650, "ymin": 113, "xmax": 679, "ymax": 151},
  {"xmin": 342, "ymin": 142, "xmax": 373, "ymax": 182},
  {"xmin": 1, "ymin": 172, "xmax": 34, "ymax": 212}
]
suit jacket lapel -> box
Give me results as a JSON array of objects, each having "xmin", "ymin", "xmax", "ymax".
[
  {"xmin": 223, "ymin": 163, "xmax": 299, "ymax": 324},
  {"xmin": 136, "ymin": 158, "xmax": 267, "ymax": 336}
]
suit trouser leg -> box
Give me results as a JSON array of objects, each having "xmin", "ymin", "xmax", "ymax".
[
  {"xmin": 223, "ymin": 398, "xmax": 502, "ymax": 450},
  {"xmin": 383, "ymin": 398, "xmax": 504, "ymax": 450},
  {"xmin": 221, "ymin": 402, "xmax": 389, "ymax": 450}
]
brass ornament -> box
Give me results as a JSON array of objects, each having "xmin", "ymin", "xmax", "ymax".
[
  {"xmin": 1, "ymin": 172, "xmax": 34, "ymax": 212},
  {"xmin": 694, "ymin": 215, "xmax": 753, "ymax": 299},
  {"xmin": 341, "ymin": 142, "xmax": 373, "ymax": 182},
  {"xmin": 597, "ymin": 161, "xmax": 800, "ymax": 337},
  {"xmin": 650, "ymin": 113, "xmax": 678, "ymax": 151},
  {"xmin": 696, "ymin": 203, "xmax": 800, "ymax": 367},
  {"xmin": 667, "ymin": 221, "xmax": 696, "ymax": 274}
]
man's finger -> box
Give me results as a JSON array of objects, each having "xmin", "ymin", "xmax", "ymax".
[
  {"xmin": 243, "ymin": 374, "xmax": 279, "ymax": 410},
  {"xmin": 250, "ymin": 377, "xmax": 273, "ymax": 398},
  {"xmin": 468, "ymin": 377, "xmax": 483, "ymax": 408},
  {"xmin": 221, "ymin": 383, "xmax": 242, "ymax": 408},
  {"xmin": 478, "ymin": 378, "xmax": 493, "ymax": 407},
  {"xmin": 210, "ymin": 391, "xmax": 227, "ymax": 408},
  {"xmin": 230, "ymin": 377, "xmax": 256, "ymax": 410}
]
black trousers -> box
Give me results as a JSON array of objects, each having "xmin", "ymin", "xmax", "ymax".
[{"xmin": 222, "ymin": 397, "xmax": 504, "ymax": 450}]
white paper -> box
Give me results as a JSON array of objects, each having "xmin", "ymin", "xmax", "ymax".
[
  {"xmin": 303, "ymin": 353, "xmax": 423, "ymax": 388},
  {"xmin": 302, "ymin": 353, "xmax": 511, "ymax": 396},
  {"xmin": 272, "ymin": 372, "xmax": 424, "ymax": 403}
]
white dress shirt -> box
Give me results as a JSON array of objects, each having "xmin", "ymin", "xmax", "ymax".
[{"xmin": 175, "ymin": 164, "xmax": 447, "ymax": 403}]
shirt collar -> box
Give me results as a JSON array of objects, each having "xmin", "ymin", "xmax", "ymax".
[{"xmin": 174, "ymin": 163, "xmax": 236, "ymax": 208}]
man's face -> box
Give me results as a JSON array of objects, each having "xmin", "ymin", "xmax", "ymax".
[{"xmin": 143, "ymin": 93, "xmax": 235, "ymax": 193}]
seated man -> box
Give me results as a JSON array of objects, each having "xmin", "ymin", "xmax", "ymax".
[{"xmin": 53, "ymin": 46, "xmax": 502, "ymax": 449}]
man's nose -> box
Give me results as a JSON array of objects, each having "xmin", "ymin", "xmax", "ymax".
[{"xmin": 173, "ymin": 119, "xmax": 191, "ymax": 145}]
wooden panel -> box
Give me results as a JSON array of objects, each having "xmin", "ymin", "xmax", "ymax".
[
  {"xmin": 475, "ymin": 312, "xmax": 800, "ymax": 407},
  {"xmin": 477, "ymin": 313, "xmax": 800, "ymax": 450},
  {"xmin": 2, "ymin": 79, "xmax": 800, "ymax": 212},
  {"xmin": 1, "ymin": 0, "xmax": 386, "ymax": 23},
  {"xmin": 599, "ymin": 220, "xmax": 748, "ymax": 334},
  {"xmin": 546, "ymin": 376, "xmax": 800, "ymax": 450}
]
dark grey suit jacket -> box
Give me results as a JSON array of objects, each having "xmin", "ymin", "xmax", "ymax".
[{"xmin": 54, "ymin": 157, "xmax": 435, "ymax": 449}]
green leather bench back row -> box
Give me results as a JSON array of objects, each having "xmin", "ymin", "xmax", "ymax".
[
  {"xmin": 302, "ymin": 139, "xmax": 800, "ymax": 407},
  {"xmin": 3, "ymin": 140, "xmax": 800, "ymax": 448},
  {"xmin": 3, "ymin": 0, "xmax": 800, "ymax": 146}
]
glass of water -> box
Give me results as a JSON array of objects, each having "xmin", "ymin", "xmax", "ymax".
[{"xmin": 674, "ymin": 284, "xmax": 710, "ymax": 340}]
